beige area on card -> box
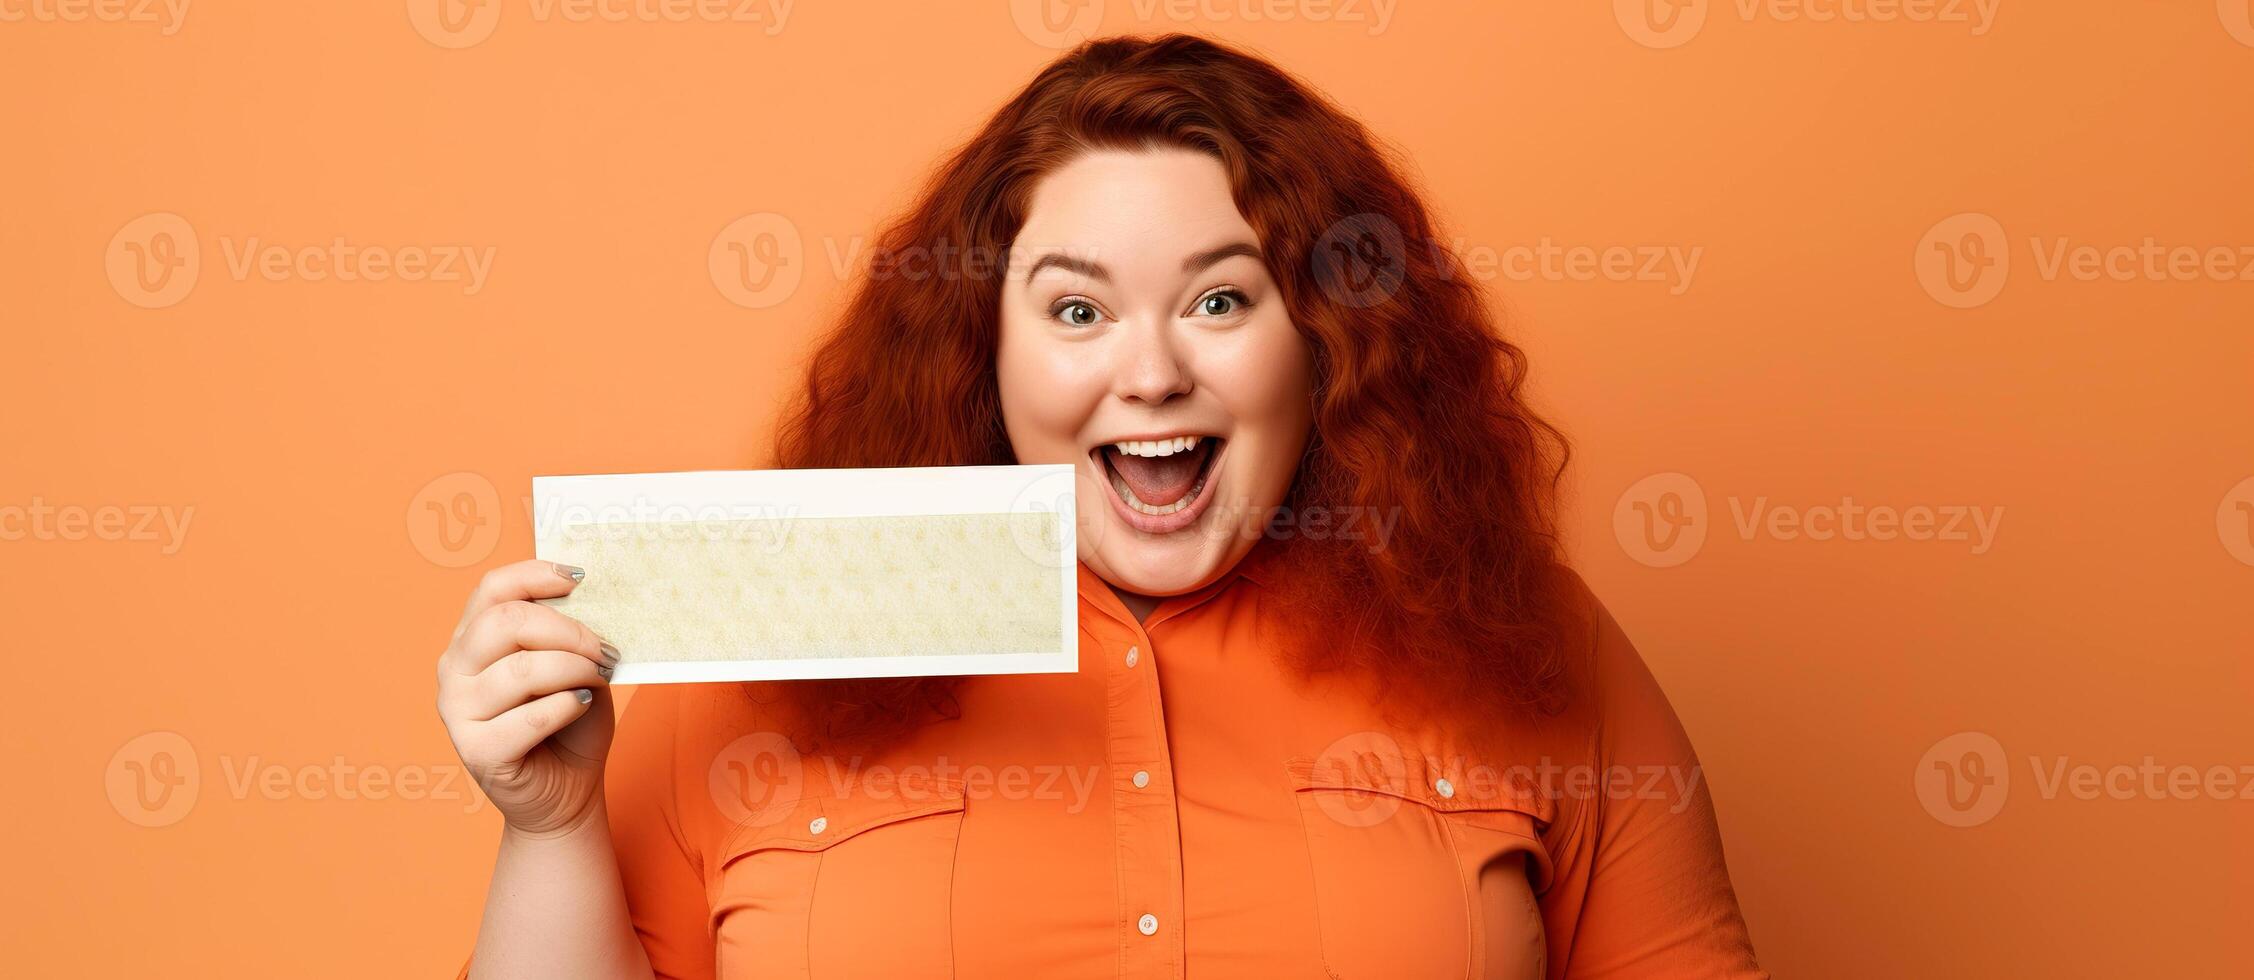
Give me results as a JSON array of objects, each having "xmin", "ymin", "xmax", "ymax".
[{"xmin": 540, "ymin": 512, "xmax": 1065, "ymax": 662}]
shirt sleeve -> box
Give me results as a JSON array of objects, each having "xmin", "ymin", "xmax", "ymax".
[
  {"xmin": 1558, "ymin": 593, "xmax": 1768, "ymax": 979},
  {"xmin": 606, "ymin": 685, "xmax": 720, "ymax": 980}
]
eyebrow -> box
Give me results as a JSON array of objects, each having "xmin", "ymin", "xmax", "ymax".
[
  {"xmin": 1181, "ymin": 241, "xmax": 1263, "ymax": 275},
  {"xmin": 1020, "ymin": 241, "xmax": 1265, "ymax": 286}
]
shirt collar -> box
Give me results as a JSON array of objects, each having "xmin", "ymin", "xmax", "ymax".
[{"xmin": 1074, "ymin": 537, "xmax": 1279, "ymax": 629}]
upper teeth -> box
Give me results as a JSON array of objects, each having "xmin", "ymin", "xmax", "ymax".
[{"xmin": 1113, "ymin": 436, "xmax": 1201, "ymax": 457}]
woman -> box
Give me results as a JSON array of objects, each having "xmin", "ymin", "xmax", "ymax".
[{"xmin": 437, "ymin": 34, "xmax": 1765, "ymax": 979}]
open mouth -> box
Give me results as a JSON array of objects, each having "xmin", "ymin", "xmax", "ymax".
[{"xmin": 1093, "ymin": 435, "xmax": 1224, "ymax": 530}]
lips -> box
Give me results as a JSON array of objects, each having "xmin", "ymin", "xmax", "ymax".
[
  {"xmin": 1107, "ymin": 438, "xmax": 1212, "ymax": 505},
  {"xmin": 1093, "ymin": 435, "xmax": 1224, "ymax": 531}
]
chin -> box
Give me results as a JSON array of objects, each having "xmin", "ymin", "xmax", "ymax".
[
  {"xmin": 1085, "ymin": 536, "xmax": 1231, "ymax": 597},
  {"xmin": 1063, "ymin": 430, "xmax": 1281, "ymax": 598},
  {"xmin": 1079, "ymin": 489, "xmax": 1266, "ymax": 599}
]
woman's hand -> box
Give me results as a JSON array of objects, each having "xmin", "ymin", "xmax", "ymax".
[{"xmin": 436, "ymin": 559, "xmax": 621, "ymax": 839}]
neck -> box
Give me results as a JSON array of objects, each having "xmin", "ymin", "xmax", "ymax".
[{"xmin": 1115, "ymin": 589, "xmax": 1161, "ymax": 624}]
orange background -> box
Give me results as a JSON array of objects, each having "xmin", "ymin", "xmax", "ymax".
[{"xmin": 4, "ymin": 2, "xmax": 2249, "ymax": 977}]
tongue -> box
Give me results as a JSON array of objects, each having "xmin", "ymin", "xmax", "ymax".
[{"xmin": 1107, "ymin": 442, "xmax": 1211, "ymax": 506}]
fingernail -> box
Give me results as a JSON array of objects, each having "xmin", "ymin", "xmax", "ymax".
[
  {"xmin": 573, "ymin": 688, "xmax": 594, "ymax": 704},
  {"xmin": 596, "ymin": 663, "xmax": 615, "ymax": 680},
  {"xmin": 598, "ymin": 641, "xmax": 620, "ymax": 666},
  {"xmin": 554, "ymin": 562, "xmax": 586, "ymax": 582}
]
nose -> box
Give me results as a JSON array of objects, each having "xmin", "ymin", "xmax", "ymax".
[{"xmin": 1111, "ymin": 317, "xmax": 1193, "ymax": 406}]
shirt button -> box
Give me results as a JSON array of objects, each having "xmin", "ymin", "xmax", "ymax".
[
  {"xmin": 1125, "ymin": 646, "xmax": 1139, "ymax": 667},
  {"xmin": 1132, "ymin": 770, "xmax": 1151, "ymax": 788},
  {"xmin": 808, "ymin": 816, "xmax": 828, "ymax": 835},
  {"xmin": 1137, "ymin": 913, "xmax": 1159, "ymax": 936},
  {"xmin": 1434, "ymin": 778, "xmax": 1455, "ymax": 799}
]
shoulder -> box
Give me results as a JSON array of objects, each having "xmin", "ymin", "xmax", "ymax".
[
  {"xmin": 1547, "ymin": 568, "xmax": 1708, "ymax": 777},
  {"xmin": 607, "ymin": 682, "xmax": 799, "ymax": 856},
  {"xmin": 1500, "ymin": 566, "xmax": 1696, "ymax": 777},
  {"xmin": 1549, "ymin": 567, "xmax": 1661, "ymax": 720}
]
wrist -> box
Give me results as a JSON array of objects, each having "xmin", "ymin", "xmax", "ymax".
[{"xmin": 500, "ymin": 795, "xmax": 610, "ymax": 848}]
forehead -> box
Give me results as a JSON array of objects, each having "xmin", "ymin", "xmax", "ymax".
[{"xmin": 1013, "ymin": 148, "xmax": 1256, "ymax": 267}]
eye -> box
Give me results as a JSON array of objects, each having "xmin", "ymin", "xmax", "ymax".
[
  {"xmin": 1192, "ymin": 288, "xmax": 1252, "ymax": 318},
  {"xmin": 1049, "ymin": 299, "xmax": 1106, "ymax": 327}
]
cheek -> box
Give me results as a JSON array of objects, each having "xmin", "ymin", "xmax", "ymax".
[
  {"xmin": 996, "ymin": 317, "xmax": 1106, "ymax": 462},
  {"xmin": 1208, "ymin": 320, "xmax": 1314, "ymax": 470}
]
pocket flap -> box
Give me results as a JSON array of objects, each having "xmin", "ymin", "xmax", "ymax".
[
  {"xmin": 1287, "ymin": 752, "xmax": 1556, "ymax": 827},
  {"xmin": 720, "ymin": 774, "xmax": 967, "ymax": 865}
]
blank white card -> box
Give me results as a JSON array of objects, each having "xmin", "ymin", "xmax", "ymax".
[{"xmin": 532, "ymin": 465, "xmax": 1079, "ymax": 684}]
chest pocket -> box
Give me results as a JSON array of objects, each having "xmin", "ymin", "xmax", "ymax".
[
  {"xmin": 1287, "ymin": 751, "xmax": 1555, "ymax": 980},
  {"xmin": 710, "ymin": 776, "xmax": 966, "ymax": 980}
]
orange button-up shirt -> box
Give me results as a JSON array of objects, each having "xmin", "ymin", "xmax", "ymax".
[{"xmin": 495, "ymin": 552, "xmax": 1764, "ymax": 979}]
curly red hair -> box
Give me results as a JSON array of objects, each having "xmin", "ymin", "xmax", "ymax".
[{"xmin": 768, "ymin": 34, "xmax": 1577, "ymax": 746}]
